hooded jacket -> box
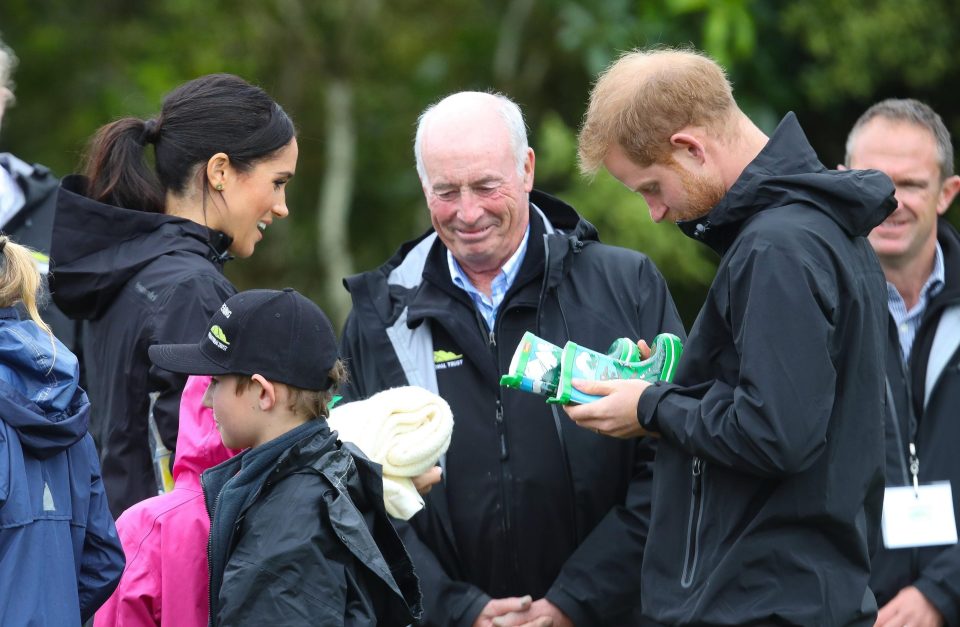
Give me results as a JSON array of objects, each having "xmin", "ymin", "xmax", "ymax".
[
  {"xmin": 202, "ymin": 420, "xmax": 422, "ymax": 626},
  {"xmin": 0, "ymin": 308, "xmax": 124, "ymax": 624},
  {"xmin": 94, "ymin": 375, "xmax": 239, "ymax": 627},
  {"xmin": 50, "ymin": 175, "xmax": 236, "ymax": 515},
  {"xmin": 635, "ymin": 113, "xmax": 896, "ymax": 626},
  {"xmin": 870, "ymin": 217, "xmax": 960, "ymax": 624},
  {"xmin": 341, "ymin": 190, "xmax": 685, "ymax": 626},
  {"xmin": 0, "ymin": 153, "xmax": 78, "ymax": 349}
]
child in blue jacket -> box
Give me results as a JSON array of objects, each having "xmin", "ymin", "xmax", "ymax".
[{"xmin": 0, "ymin": 234, "xmax": 124, "ymax": 623}]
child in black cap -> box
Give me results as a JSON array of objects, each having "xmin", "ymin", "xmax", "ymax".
[{"xmin": 148, "ymin": 288, "xmax": 421, "ymax": 626}]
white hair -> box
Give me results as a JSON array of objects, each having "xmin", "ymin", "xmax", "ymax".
[
  {"xmin": 413, "ymin": 91, "xmax": 529, "ymax": 185},
  {"xmin": 0, "ymin": 37, "xmax": 17, "ymax": 122},
  {"xmin": 0, "ymin": 38, "xmax": 15, "ymax": 93}
]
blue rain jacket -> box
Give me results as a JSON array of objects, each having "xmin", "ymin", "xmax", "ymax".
[{"xmin": 0, "ymin": 307, "xmax": 124, "ymax": 624}]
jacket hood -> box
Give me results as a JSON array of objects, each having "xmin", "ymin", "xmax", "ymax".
[
  {"xmin": 530, "ymin": 188, "xmax": 600, "ymax": 242},
  {"xmin": 172, "ymin": 375, "xmax": 240, "ymax": 489},
  {"xmin": 50, "ymin": 174, "xmax": 233, "ymax": 319},
  {"xmin": 680, "ymin": 113, "xmax": 896, "ymax": 254},
  {"xmin": 0, "ymin": 310, "xmax": 88, "ymax": 459}
]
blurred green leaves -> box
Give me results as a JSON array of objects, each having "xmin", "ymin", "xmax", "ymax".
[
  {"xmin": 1, "ymin": 0, "xmax": 958, "ymax": 330},
  {"xmin": 782, "ymin": 0, "xmax": 956, "ymax": 105}
]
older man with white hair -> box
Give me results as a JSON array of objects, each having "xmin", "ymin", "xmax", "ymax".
[
  {"xmin": 340, "ymin": 91, "xmax": 684, "ymax": 627},
  {"xmin": 0, "ymin": 36, "xmax": 76, "ymax": 349}
]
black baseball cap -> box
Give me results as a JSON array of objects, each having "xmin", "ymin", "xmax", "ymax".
[{"xmin": 148, "ymin": 288, "xmax": 339, "ymax": 391}]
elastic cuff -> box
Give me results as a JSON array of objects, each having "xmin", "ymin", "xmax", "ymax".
[
  {"xmin": 913, "ymin": 578, "xmax": 959, "ymax": 626},
  {"xmin": 545, "ymin": 586, "xmax": 594, "ymax": 627},
  {"xmin": 637, "ymin": 380, "xmax": 674, "ymax": 433},
  {"xmin": 457, "ymin": 591, "xmax": 493, "ymax": 627}
]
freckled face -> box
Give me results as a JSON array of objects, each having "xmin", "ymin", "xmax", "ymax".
[{"xmin": 603, "ymin": 144, "xmax": 725, "ymax": 223}]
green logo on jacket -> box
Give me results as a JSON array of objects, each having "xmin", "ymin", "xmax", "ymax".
[{"xmin": 434, "ymin": 350, "xmax": 463, "ymax": 364}]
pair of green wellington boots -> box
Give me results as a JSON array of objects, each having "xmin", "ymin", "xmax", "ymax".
[{"xmin": 500, "ymin": 332, "xmax": 684, "ymax": 405}]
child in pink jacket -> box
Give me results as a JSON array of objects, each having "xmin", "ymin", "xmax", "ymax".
[{"xmin": 94, "ymin": 376, "xmax": 240, "ymax": 626}]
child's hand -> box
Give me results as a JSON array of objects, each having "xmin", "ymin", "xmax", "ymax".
[{"xmin": 412, "ymin": 466, "xmax": 442, "ymax": 495}]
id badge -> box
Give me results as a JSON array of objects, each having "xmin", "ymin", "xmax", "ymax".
[{"xmin": 881, "ymin": 481, "xmax": 958, "ymax": 549}]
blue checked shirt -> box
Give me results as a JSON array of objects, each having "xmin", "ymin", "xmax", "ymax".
[
  {"xmin": 888, "ymin": 242, "xmax": 945, "ymax": 361},
  {"xmin": 448, "ymin": 225, "xmax": 530, "ymax": 331}
]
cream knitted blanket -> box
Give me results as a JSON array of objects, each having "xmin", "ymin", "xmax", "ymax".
[{"xmin": 328, "ymin": 386, "xmax": 453, "ymax": 520}]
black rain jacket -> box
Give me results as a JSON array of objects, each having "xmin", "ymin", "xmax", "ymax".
[
  {"xmin": 341, "ymin": 190, "xmax": 685, "ymax": 626},
  {"xmin": 636, "ymin": 113, "xmax": 896, "ymax": 626},
  {"xmin": 50, "ymin": 175, "xmax": 235, "ymax": 516},
  {"xmin": 202, "ymin": 420, "xmax": 421, "ymax": 626},
  {"xmin": 0, "ymin": 153, "xmax": 79, "ymax": 350},
  {"xmin": 871, "ymin": 218, "xmax": 960, "ymax": 625}
]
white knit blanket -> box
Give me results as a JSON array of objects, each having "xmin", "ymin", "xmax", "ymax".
[{"xmin": 328, "ymin": 386, "xmax": 453, "ymax": 520}]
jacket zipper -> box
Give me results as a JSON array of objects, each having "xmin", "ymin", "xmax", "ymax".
[
  {"xmin": 486, "ymin": 318, "xmax": 523, "ymax": 588},
  {"xmin": 482, "ymin": 317, "xmax": 506, "ymax": 461},
  {"xmin": 536, "ymin": 235, "xmax": 583, "ymax": 547},
  {"xmin": 201, "ymin": 472, "xmax": 218, "ymax": 626},
  {"xmin": 681, "ymin": 457, "xmax": 705, "ymax": 588},
  {"xmin": 495, "ymin": 398, "xmax": 508, "ymax": 460}
]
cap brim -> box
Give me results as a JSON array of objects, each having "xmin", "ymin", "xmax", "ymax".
[{"xmin": 148, "ymin": 343, "xmax": 232, "ymax": 376}]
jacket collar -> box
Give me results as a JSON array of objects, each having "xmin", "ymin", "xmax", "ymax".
[
  {"xmin": 931, "ymin": 217, "xmax": 960, "ymax": 307},
  {"xmin": 679, "ymin": 113, "xmax": 895, "ymax": 256},
  {"xmin": 51, "ymin": 175, "xmax": 234, "ymax": 319},
  {"xmin": 409, "ymin": 190, "xmax": 595, "ymax": 323}
]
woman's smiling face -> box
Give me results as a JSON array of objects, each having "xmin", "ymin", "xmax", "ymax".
[{"xmin": 215, "ymin": 138, "xmax": 298, "ymax": 258}]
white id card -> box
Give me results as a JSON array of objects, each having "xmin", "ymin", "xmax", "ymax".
[{"xmin": 881, "ymin": 481, "xmax": 958, "ymax": 549}]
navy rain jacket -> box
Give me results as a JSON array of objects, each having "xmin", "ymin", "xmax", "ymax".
[{"xmin": 0, "ymin": 307, "xmax": 124, "ymax": 624}]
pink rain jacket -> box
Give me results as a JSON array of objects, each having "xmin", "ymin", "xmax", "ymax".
[{"xmin": 94, "ymin": 376, "xmax": 240, "ymax": 627}]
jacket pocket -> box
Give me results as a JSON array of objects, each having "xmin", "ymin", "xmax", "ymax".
[{"xmin": 681, "ymin": 457, "xmax": 705, "ymax": 588}]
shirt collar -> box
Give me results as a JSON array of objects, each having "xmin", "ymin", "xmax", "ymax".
[
  {"xmin": 927, "ymin": 241, "xmax": 946, "ymax": 299},
  {"xmin": 447, "ymin": 224, "xmax": 531, "ymax": 295},
  {"xmin": 885, "ymin": 242, "xmax": 946, "ymax": 310}
]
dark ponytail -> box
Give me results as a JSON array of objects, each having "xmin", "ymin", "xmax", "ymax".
[
  {"xmin": 82, "ymin": 73, "xmax": 295, "ymax": 214},
  {"xmin": 83, "ymin": 118, "xmax": 166, "ymax": 213}
]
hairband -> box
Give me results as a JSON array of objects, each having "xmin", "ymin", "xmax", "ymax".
[{"xmin": 140, "ymin": 118, "xmax": 160, "ymax": 145}]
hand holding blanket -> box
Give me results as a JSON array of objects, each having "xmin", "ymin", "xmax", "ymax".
[{"xmin": 328, "ymin": 386, "xmax": 453, "ymax": 520}]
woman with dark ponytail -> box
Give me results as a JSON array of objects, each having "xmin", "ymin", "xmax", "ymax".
[
  {"xmin": 50, "ymin": 74, "xmax": 298, "ymax": 515},
  {"xmin": 0, "ymin": 235, "xmax": 125, "ymax": 624}
]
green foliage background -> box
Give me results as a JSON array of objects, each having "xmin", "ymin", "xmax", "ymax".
[{"xmin": 2, "ymin": 0, "xmax": 958, "ymax": 330}]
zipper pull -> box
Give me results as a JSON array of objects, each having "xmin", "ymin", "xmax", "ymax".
[
  {"xmin": 489, "ymin": 329, "xmax": 496, "ymax": 347},
  {"xmin": 909, "ymin": 442, "xmax": 920, "ymax": 498},
  {"xmin": 692, "ymin": 457, "xmax": 702, "ymax": 494},
  {"xmin": 496, "ymin": 400, "xmax": 508, "ymax": 460}
]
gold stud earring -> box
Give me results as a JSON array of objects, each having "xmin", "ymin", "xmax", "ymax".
[{"xmin": 215, "ymin": 183, "xmax": 224, "ymax": 191}]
